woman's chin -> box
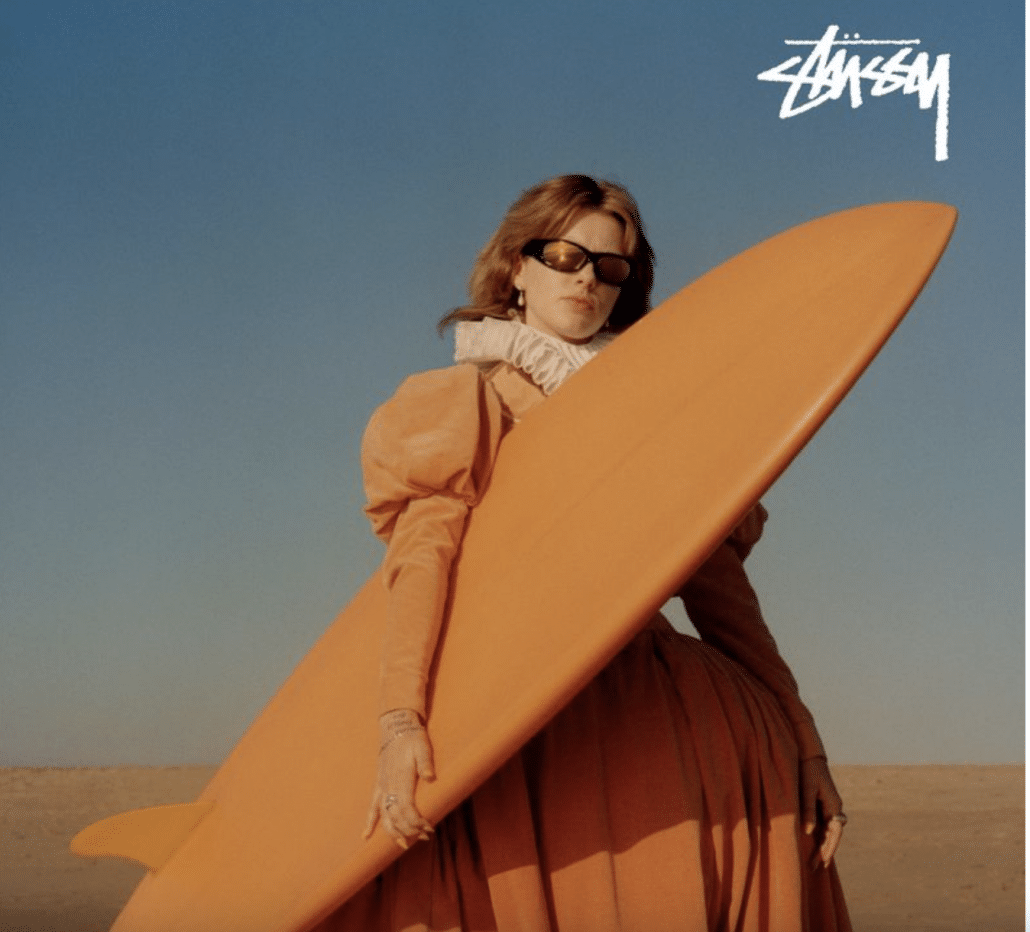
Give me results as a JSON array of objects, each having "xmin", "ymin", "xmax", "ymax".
[{"xmin": 525, "ymin": 317, "xmax": 603, "ymax": 345}]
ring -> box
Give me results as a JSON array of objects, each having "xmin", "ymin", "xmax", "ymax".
[
  {"xmin": 830, "ymin": 812, "xmax": 848, "ymax": 825},
  {"xmin": 384, "ymin": 794, "xmax": 399, "ymax": 810}
]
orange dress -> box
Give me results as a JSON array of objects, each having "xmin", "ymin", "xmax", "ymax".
[{"xmin": 316, "ymin": 326, "xmax": 851, "ymax": 932}]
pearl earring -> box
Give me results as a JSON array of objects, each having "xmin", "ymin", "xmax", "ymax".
[{"xmin": 517, "ymin": 289, "xmax": 525, "ymax": 309}]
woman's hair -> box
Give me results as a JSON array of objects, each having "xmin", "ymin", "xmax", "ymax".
[{"xmin": 438, "ymin": 174, "xmax": 655, "ymax": 335}]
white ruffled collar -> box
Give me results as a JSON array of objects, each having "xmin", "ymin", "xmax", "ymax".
[{"xmin": 453, "ymin": 317, "xmax": 615, "ymax": 396}]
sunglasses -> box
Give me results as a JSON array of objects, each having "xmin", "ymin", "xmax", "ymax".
[{"xmin": 521, "ymin": 239, "xmax": 633, "ymax": 286}]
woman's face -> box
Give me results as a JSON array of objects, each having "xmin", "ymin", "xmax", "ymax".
[{"xmin": 513, "ymin": 211, "xmax": 626, "ymax": 345}]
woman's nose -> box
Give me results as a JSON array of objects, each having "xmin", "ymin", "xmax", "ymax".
[{"xmin": 575, "ymin": 261, "xmax": 597, "ymax": 286}]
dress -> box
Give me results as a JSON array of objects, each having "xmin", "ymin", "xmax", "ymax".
[{"xmin": 315, "ymin": 319, "xmax": 851, "ymax": 932}]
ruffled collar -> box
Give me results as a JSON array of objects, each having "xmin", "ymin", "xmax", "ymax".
[{"xmin": 453, "ymin": 317, "xmax": 615, "ymax": 396}]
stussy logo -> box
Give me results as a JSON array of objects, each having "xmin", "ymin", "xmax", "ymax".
[{"xmin": 757, "ymin": 25, "xmax": 951, "ymax": 161}]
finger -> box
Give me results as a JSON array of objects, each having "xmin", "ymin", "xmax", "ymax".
[
  {"xmin": 806, "ymin": 814, "xmax": 823, "ymax": 870},
  {"xmin": 820, "ymin": 818, "xmax": 844, "ymax": 867},
  {"xmin": 382, "ymin": 814, "xmax": 409, "ymax": 850},
  {"xmin": 390, "ymin": 803, "xmax": 428, "ymax": 842},
  {"xmin": 384, "ymin": 793, "xmax": 434, "ymax": 844},
  {"xmin": 377, "ymin": 789, "xmax": 416, "ymax": 835},
  {"xmin": 808, "ymin": 817, "xmax": 843, "ymax": 869}
]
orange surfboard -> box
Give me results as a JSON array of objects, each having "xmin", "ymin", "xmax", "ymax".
[{"xmin": 72, "ymin": 202, "xmax": 957, "ymax": 931}]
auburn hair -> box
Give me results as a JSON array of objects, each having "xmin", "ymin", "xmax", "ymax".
[{"xmin": 438, "ymin": 175, "xmax": 655, "ymax": 335}]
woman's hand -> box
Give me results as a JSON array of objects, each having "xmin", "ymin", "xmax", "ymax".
[
  {"xmin": 363, "ymin": 709, "xmax": 436, "ymax": 849},
  {"xmin": 800, "ymin": 756, "xmax": 846, "ymax": 869}
]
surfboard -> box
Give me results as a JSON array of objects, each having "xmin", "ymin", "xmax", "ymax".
[{"xmin": 72, "ymin": 201, "xmax": 957, "ymax": 932}]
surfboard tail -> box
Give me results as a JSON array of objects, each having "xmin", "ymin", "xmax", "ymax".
[{"xmin": 70, "ymin": 801, "xmax": 215, "ymax": 872}]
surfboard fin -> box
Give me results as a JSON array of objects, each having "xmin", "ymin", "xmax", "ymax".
[{"xmin": 70, "ymin": 801, "xmax": 215, "ymax": 872}]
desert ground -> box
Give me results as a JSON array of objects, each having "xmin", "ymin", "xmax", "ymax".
[{"xmin": 1, "ymin": 764, "xmax": 1022, "ymax": 931}]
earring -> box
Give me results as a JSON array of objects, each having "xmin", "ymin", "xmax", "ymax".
[{"xmin": 517, "ymin": 289, "xmax": 525, "ymax": 309}]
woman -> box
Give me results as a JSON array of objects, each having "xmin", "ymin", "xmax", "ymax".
[{"xmin": 318, "ymin": 175, "xmax": 851, "ymax": 931}]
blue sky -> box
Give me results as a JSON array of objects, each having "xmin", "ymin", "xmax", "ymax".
[{"xmin": 1, "ymin": 1, "xmax": 1023, "ymax": 765}]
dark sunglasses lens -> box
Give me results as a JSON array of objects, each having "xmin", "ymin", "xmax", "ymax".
[
  {"xmin": 540, "ymin": 241, "xmax": 588, "ymax": 272},
  {"xmin": 596, "ymin": 256, "xmax": 632, "ymax": 285},
  {"xmin": 535, "ymin": 240, "xmax": 631, "ymax": 284}
]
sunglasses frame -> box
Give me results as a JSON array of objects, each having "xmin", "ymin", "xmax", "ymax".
[{"xmin": 521, "ymin": 239, "xmax": 634, "ymax": 286}]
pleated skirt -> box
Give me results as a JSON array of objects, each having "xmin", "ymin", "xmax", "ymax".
[{"xmin": 314, "ymin": 617, "xmax": 851, "ymax": 932}]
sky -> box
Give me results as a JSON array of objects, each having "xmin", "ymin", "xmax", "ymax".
[{"xmin": 0, "ymin": 1, "xmax": 1023, "ymax": 766}]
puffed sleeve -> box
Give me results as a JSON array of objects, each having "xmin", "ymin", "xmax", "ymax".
[
  {"xmin": 361, "ymin": 364, "xmax": 506, "ymax": 718},
  {"xmin": 678, "ymin": 504, "xmax": 828, "ymax": 761}
]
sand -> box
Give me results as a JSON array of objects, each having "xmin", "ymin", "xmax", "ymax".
[{"xmin": 1, "ymin": 764, "xmax": 1022, "ymax": 931}]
